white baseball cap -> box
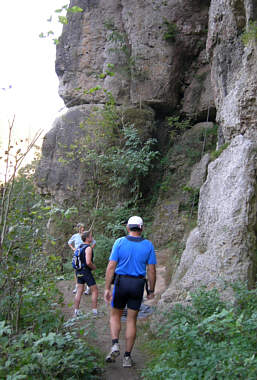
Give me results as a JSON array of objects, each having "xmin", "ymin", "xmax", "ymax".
[{"xmin": 127, "ymin": 216, "xmax": 143, "ymax": 229}]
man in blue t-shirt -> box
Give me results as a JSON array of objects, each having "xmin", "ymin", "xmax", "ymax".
[{"xmin": 104, "ymin": 216, "xmax": 157, "ymax": 368}]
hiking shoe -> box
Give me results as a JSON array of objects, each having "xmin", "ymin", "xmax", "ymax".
[
  {"xmin": 74, "ymin": 309, "xmax": 81, "ymax": 317},
  {"xmin": 105, "ymin": 343, "xmax": 120, "ymax": 362},
  {"xmin": 73, "ymin": 288, "xmax": 77, "ymax": 294},
  {"xmin": 123, "ymin": 355, "xmax": 132, "ymax": 367},
  {"xmin": 84, "ymin": 287, "xmax": 90, "ymax": 295}
]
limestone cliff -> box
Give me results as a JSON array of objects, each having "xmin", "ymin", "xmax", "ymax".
[
  {"xmin": 36, "ymin": 0, "xmax": 257, "ymax": 302},
  {"xmin": 36, "ymin": 0, "xmax": 213, "ymax": 200},
  {"xmin": 160, "ymin": 0, "xmax": 257, "ymax": 304}
]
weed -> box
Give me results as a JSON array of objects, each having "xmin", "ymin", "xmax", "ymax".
[
  {"xmin": 163, "ymin": 19, "xmax": 178, "ymax": 42},
  {"xmin": 210, "ymin": 142, "xmax": 229, "ymax": 160},
  {"xmin": 142, "ymin": 285, "xmax": 257, "ymax": 379},
  {"xmin": 241, "ymin": 21, "xmax": 257, "ymax": 45}
]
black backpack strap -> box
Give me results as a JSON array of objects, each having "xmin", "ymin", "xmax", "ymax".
[{"xmin": 79, "ymin": 244, "xmax": 90, "ymax": 266}]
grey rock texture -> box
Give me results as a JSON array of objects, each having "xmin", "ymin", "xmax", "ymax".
[
  {"xmin": 161, "ymin": 135, "xmax": 257, "ymax": 303},
  {"xmin": 35, "ymin": 104, "xmax": 102, "ymax": 203},
  {"xmin": 38, "ymin": 0, "xmax": 214, "ymax": 201},
  {"xmin": 159, "ymin": 0, "xmax": 257, "ymax": 306},
  {"xmin": 188, "ymin": 152, "xmax": 211, "ymax": 190},
  {"xmin": 207, "ymin": 0, "xmax": 257, "ymax": 141},
  {"xmin": 151, "ymin": 122, "xmax": 216, "ymax": 248},
  {"xmin": 181, "ymin": 52, "xmax": 216, "ymax": 121},
  {"xmin": 56, "ymin": 0, "xmax": 212, "ymax": 116}
]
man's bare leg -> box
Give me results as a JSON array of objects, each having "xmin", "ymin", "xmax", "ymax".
[
  {"xmin": 106, "ymin": 307, "xmax": 123, "ymax": 362},
  {"xmin": 90, "ymin": 284, "xmax": 98, "ymax": 310},
  {"xmin": 125, "ymin": 308, "xmax": 139, "ymax": 353},
  {"xmin": 110, "ymin": 307, "xmax": 123, "ymax": 339},
  {"xmin": 74, "ymin": 283, "xmax": 84, "ymax": 312}
]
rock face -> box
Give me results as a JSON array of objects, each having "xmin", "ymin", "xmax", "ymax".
[
  {"xmin": 151, "ymin": 122, "xmax": 216, "ymax": 248},
  {"xmin": 37, "ymin": 0, "xmax": 214, "ymax": 201},
  {"xmin": 207, "ymin": 0, "xmax": 257, "ymax": 141},
  {"xmin": 56, "ymin": 0, "xmax": 212, "ymax": 115},
  {"xmin": 35, "ymin": 104, "xmax": 102, "ymax": 203},
  {"xmin": 160, "ymin": 0, "xmax": 257, "ymax": 304},
  {"xmin": 161, "ymin": 135, "xmax": 257, "ymax": 303}
]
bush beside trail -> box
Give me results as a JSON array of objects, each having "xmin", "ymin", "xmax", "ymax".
[{"xmin": 142, "ymin": 284, "xmax": 257, "ymax": 379}]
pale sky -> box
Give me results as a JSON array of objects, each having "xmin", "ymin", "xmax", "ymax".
[{"xmin": 0, "ymin": 0, "xmax": 67, "ymax": 151}]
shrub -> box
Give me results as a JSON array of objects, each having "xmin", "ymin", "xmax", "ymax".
[
  {"xmin": 0, "ymin": 323, "xmax": 102, "ymax": 379},
  {"xmin": 142, "ymin": 285, "xmax": 257, "ymax": 379},
  {"xmin": 93, "ymin": 234, "xmax": 114, "ymax": 276}
]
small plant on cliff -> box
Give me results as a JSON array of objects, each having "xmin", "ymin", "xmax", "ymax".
[
  {"xmin": 210, "ymin": 142, "xmax": 229, "ymax": 160},
  {"xmin": 167, "ymin": 116, "xmax": 191, "ymax": 143},
  {"xmin": 39, "ymin": 4, "xmax": 83, "ymax": 45},
  {"xmin": 163, "ymin": 19, "xmax": 178, "ymax": 42},
  {"xmin": 241, "ymin": 20, "xmax": 257, "ymax": 46}
]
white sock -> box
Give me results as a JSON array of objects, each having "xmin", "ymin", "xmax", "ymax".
[
  {"xmin": 92, "ymin": 308, "xmax": 98, "ymax": 314},
  {"xmin": 74, "ymin": 309, "xmax": 79, "ymax": 314}
]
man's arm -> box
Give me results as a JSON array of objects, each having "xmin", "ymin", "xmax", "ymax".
[
  {"xmin": 147, "ymin": 264, "xmax": 156, "ymax": 299},
  {"xmin": 85, "ymin": 247, "xmax": 96, "ymax": 270},
  {"xmin": 104, "ymin": 260, "xmax": 117, "ymax": 303}
]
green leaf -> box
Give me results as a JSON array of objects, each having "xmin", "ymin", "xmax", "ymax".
[
  {"xmin": 68, "ymin": 6, "xmax": 83, "ymax": 13},
  {"xmin": 53, "ymin": 38, "xmax": 60, "ymax": 45},
  {"xmin": 58, "ymin": 16, "xmax": 68, "ymax": 25}
]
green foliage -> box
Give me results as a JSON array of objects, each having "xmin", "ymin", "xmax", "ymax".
[
  {"xmin": 62, "ymin": 100, "xmax": 159, "ymax": 203},
  {"xmin": 211, "ymin": 142, "xmax": 229, "ymax": 160},
  {"xmin": 142, "ymin": 285, "xmax": 257, "ymax": 379},
  {"xmin": 179, "ymin": 186, "xmax": 200, "ymax": 216},
  {"xmin": 0, "ymin": 161, "xmax": 56, "ymax": 330},
  {"xmin": 0, "ymin": 324, "xmax": 102, "ymax": 379},
  {"xmin": 103, "ymin": 20, "xmax": 147, "ymax": 80},
  {"xmin": 241, "ymin": 21, "xmax": 257, "ymax": 45},
  {"xmin": 163, "ymin": 19, "xmax": 178, "ymax": 42},
  {"xmin": 95, "ymin": 202, "xmax": 138, "ymax": 239},
  {"xmin": 93, "ymin": 235, "xmax": 114, "ymax": 277},
  {"xmin": 58, "ymin": 15, "xmax": 68, "ymax": 25},
  {"xmin": 90, "ymin": 124, "xmax": 159, "ymax": 198},
  {"xmin": 167, "ymin": 116, "xmax": 191, "ymax": 143},
  {"xmin": 0, "ymin": 158, "xmax": 102, "ymax": 379},
  {"xmin": 39, "ymin": 4, "xmax": 84, "ymax": 44}
]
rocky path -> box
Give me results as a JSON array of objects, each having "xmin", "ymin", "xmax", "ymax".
[{"xmin": 58, "ymin": 248, "xmax": 168, "ymax": 379}]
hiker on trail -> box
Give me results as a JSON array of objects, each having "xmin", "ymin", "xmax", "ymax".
[
  {"xmin": 74, "ymin": 230, "xmax": 98, "ymax": 316},
  {"xmin": 68, "ymin": 223, "xmax": 96, "ymax": 295},
  {"xmin": 104, "ymin": 216, "xmax": 157, "ymax": 367}
]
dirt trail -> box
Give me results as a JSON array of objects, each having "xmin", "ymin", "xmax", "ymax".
[{"xmin": 58, "ymin": 248, "xmax": 168, "ymax": 380}]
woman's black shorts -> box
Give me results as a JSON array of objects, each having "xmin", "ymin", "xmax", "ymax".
[
  {"xmin": 111, "ymin": 275, "xmax": 145, "ymax": 311},
  {"xmin": 76, "ymin": 269, "xmax": 96, "ymax": 287}
]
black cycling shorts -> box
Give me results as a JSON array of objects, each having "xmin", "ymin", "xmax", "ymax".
[
  {"xmin": 76, "ymin": 269, "xmax": 96, "ymax": 287},
  {"xmin": 111, "ymin": 276, "xmax": 145, "ymax": 311}
]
